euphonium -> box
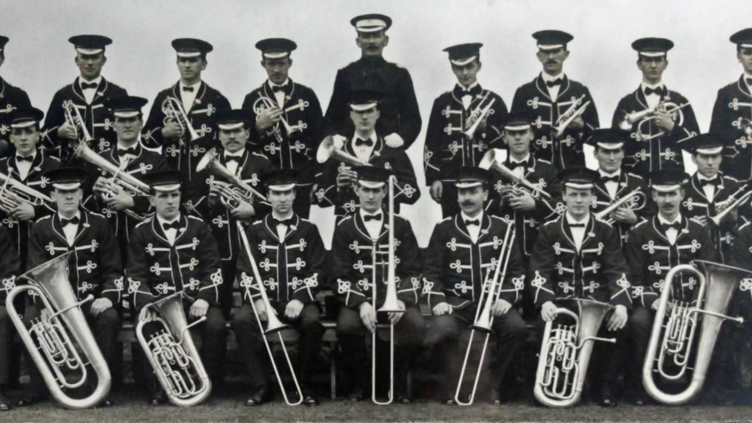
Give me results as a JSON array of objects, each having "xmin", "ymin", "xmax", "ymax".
[
  {"xmin": 162, "ymin": 97, "xmax": 201, "ymax": 142},
  {"xmin": 64, "ymin": 101, "xmax": 94, "ymax": 143},
  {"xmin": 316, "ymin": 136, "xmax": 370, "ymax": 167},
  {"xmin": 593, "ymin": 188, "xmax": 647, "ymax": 221},
  {"xmin": 136, "ymin": 291, "xmax": 212, "ymax": 407},
  {"xmin": 642, "ymin": 261, "xmax": 749, "ymax": 405},
  {"xmin": 5, "ymin": 253, "xmax": 111, "ymax": 409},
  {"xmin": 534, "ymin": 299, "xmax": 616, "ymax": 408},
  {"xmin": 478, "ymin": 149, "xmax": 552, "ymax": 198},
  {"xmin": 0, "ymin": 170, "xmax": 53, "ymax": 213},
  {"xmin": 196, "ymin": 148, "xmax": 268, "ymax": 208},
  {"xmin": 553, "ymin": 95, "xmax": 590, "ymax": 137}
]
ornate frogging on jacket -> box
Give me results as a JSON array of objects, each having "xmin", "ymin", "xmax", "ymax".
[
  {"xmin": 710, "ymin": 76, "xmax": 752, "ymax": 180},
  {"xmin": 590, "ymin": 171, "xmax": 655, "ymax": 246}
]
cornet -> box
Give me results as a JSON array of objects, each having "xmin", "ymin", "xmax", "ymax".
[
  {"xmin": 0, "ymin": 170, "xmax": 53, "ymax": 214},
  {"xmin": 162, "ymin": 97, "xmax": 201, "ymax": 143},
  {"xmin": 196, "ymin": 148, "xmax": 268, "ymax": 208},
  {"xmin": 553, "ymin": 95, "xmax": 590, "ymax": 137},
  {"xmin": 316, "ymin": 136, "xmax": 370, "ymax": 167},
  {"xmin": 593, "ymin": 188, "xmax": 647, "ymax": 221},
  {"xmin": 259, "ymin": 95, "xmax": 294, "ymax": 141},
  {"xmin": 64, "ymin": 101, "xmax": 94, "ymax": 143},
  {"xmin": 478, "ymin": 149, "xmax": 552, "ymax": 198},
  {"xmin": 617, "ymin": 100, "xmax": 690, "ymax": 141},
  {"xmin": 463, "ymin": 93, "xmax": 496, "ymax": 140},
  {"xmin": 711, "ymin": 190, "xmax": 752, "ymax": 226}
]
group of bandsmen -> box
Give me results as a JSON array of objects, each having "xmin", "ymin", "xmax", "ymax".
[{"xmin": 0, "ymin": 12, "xmax": 752, "ymax": 411}]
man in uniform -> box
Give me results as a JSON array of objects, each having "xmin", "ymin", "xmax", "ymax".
[
  {"xmin": 0, "ymin": 36, "xmax": 32, "ymax": 156},
  {"xmin": 233, "ymin": 169, "xmax": 326, "ymax": 406},
  {"xmin": 325, "ymin": 13, "xmax": 421, "ymax": 151},
  {"xmin": 127, "ymin": 170, "xmax": 225, "ymax": 405},
  {"xmin": 332, "ymin": 166, "xmax": 422, "ymax": 402},
  {"xmin": 424, "ymin": 43, "xmax": 508, "ymax": 217},
  {"xmin": 423, "ymin": 167, "xmax": 526, "ymax": 405},
  {"xmin": 511, "ymin": 30, "xmax": 599, "ymax": 170},
  {"xmin": 612, "ymin": 38, "xmax": 699, "ymax": 179},
  {"xmin": 19, "ymin": 167, "xmax": 123, "ymax": 408},
  {"xmin": 142, "ymin": 38, "xmax": 231, "ymax": 208},
  {"xmin": 710, "ymin": 28, "xmax": 752, "ymax": 181},
  {"xmin": 241, "ymin": 38, "xmax": 324, "ymax": 218},
  {"xmin": 0, "ymin": 227, "xmax": 21, "ymax": 411},
  {"xmin": 315, "ymin": 90, "xmax": 420, "ymax": 223},
  {"xmin": 530, "ymin": 167, "xmax": 631, "ymax": 406},
  {"xmin": 625, "ymin": 170, "xmax": 715, "ymax": 404},
  {"xmin": 42, "ymin": 35, "xmax": 128, "ymax": 159}
]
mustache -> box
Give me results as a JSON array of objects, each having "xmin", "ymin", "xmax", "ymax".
[{"xmin": 461, "ymin": 201, "xmax": 475, "ymax": 207}]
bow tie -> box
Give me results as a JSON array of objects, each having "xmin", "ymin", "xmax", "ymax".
[
  {"xmin": 225, "ymin": 155, "xmax": 242, "ymax": 164},
  {"xmin": 61, "ymin": 216, "xmax": 80, "ymax": 227},
  {"xmin": 273, "ymin": 217, "xmax": 293, "ymax": 226},
  {"xmin": 162, "ymin": 221, "xmax": 181, "ymax": 231},
  {"xmin": 363, "ymin": 213, "xmax": 383, "ymax": 222},
  {"xmin": 182, "ymin": 86, "xmax": 195, "ymax": 92},
  {"xmin": 661, "ymin": 221, "xmax": 681, "ymax": 232},
  {"xmin": 545, "ymin": 79, "xmax": 563, "ymax": 88},
  {"xmin": 16, "ymin": 155, "xmax": 34, "ymax": 163},
  {"xmin": 508, "ymin": 160, "xmax": 529, "ymax": 170},
  {"xmin": 644, "ymin": 86, "xmax": 665, "ymax": 96},
  {"xmin": 355, "ymin": 137, "xmax": 374, "ymax": 147},
  {"xmin": 569, "ymin": 222, "xmax": 586, "ymax": 228},
  {"xmin": 272, "ymin": 85, "xmax": 286, "ymax": 93},
  {"xmin": 117, "ymin": 147, "xmax": 137, "ymax": 157},
  {"xmin": 746, "ymin": 78, "xmax": 752, "ymax": 86},
  {"xmin": 464, "ymin": 219, "xmax": 480, "ymax": 227},
  {"xmin": 700, "ymin": 178, "xmax": 719, "ymax": 187},
  {"xmin": 601, "ymin": 175, "xmax": 619, "ymax": 183},
  {"xmin": 81, "ymin": 82, "xmax": 98, "ymax": 90}
]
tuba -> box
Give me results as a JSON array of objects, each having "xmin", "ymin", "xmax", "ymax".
[
  {"xmin": 534, "ymin": 299, "xmax": 616, "ymax": 408},
  {"xmin": 162, "ymin": 97, "xmax": 201, "ymax": 143},
  {"xmin": 316, "ymin": 136, "xmax": 370, "ymax": 167},
  {"xmin": 5, "ymin": 253, "xmax": 111, "ymax": 409},
  {"xmin": 0, "ymin": 170, "xmax": 53, "ymax": 214},
  {"xmin": 642, "ymin": 261, "xmax": 748, "ymax": 405},
  {"xmin": 64, "ymin": 101, "xmax": 94, "ymax": 143},
  {"xmin": 136, "ymin": 291, "xmax": 212, "ymax": 406},
  {"xmin": 196, "ymin": 148, "xmax": 268, "ymax": 208}
]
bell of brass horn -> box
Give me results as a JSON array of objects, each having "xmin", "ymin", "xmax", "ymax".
[{"xmin": 316, "ymin": 136, "xmax": 368, "ymax": 166}]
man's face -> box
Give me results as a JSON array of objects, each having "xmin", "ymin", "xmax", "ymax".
[
  {"xmin": 268, "ymin": 188, "xmax": 296, "ymax": 215},
  {"xmin": 10, "ymin": 126, "xmax": 39, "ymax": 156},
  {"xmin": 52, "ymin": 188, "xmax": 82, "ymax": 215},
  {"xmin": 356, "ymin": 31, "xmax": 389, "ymax": 58},
  {"xmin": 151, "ymin": 190, "xmax": 181, "ymax": 220},
  {"xmin": 457, "ymin": 185, "xmax": 488, "ymax": 216},
  {"xmin": 692, "ymin": 152, "xmax": 722, "ymax": 178},
  {"xmin": 219, "ymin": 127, "xmax": 248, "ymax": 153},
  {"xmin": 350, "ymin": 107, "xmax": 379, "ymax": 132},
  {"xmin": 536, "ymin": 47, "xmax": 569, "ymax": 76},
  {"xmin": 503, "ymin": 128, "xmax": 533, "ymax": 156},
  {"xmin": 262, "ymin": 57, "xmax": 292, "ymax": 85},
  {"xmin": 177, "ymin": 56, "xmax": 206, "ymax": 81},
  {"xmin": 451, "ymin": 60, "xmax": 481, "ymax": 88},
  {"xmin": 652, "ymin": 188, "xmax": 684, "ymax": 217},
  {"xmin": 563, "ymin": 186, "xmax": 592, "ymax": 219},
  {"xmin": 356, "ymin": 185, "xmax": 386, "ymax": 213},
  {"xmin": 738, "ymin": 47, "xmax": 752, "ymax": 74},
  {"xmin": 594, "ymin": 147, "xmax": 624, "ymax": 174},
  {"xmin": 637, "ymin": 56, "xmax": 668, "ymax": 84},
  {"xmin": 75, "ymin": 52, "xmax": 106, "ymax": 80},
  {"xmin": 114, "ymin": 116, "xmax": 142, "ymax": 144}
]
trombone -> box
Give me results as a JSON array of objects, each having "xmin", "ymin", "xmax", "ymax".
[
  {"xmin": 0, "ymin": 170, "xmax": 53, "ymax": 214},
  {"xmin": 617, "ymin": 100, "xmax": 690, "ymax": 141},
  {"xmin": 64, "ymin": 101, "xmax": 94, "ymax": 143},
  {"xmin": 196, "ymin": 148, "xmax": 269, "ymax": 209},
  {"xmin": 478, "ymin": 149, "xmax": 552, "ymax": 199},
  {"xmin": 162, "ymin": 97, "xmax": 201, "ymax": 143},
  {"xmin": 553, "ymin": 95, "xmax": 590, "ymax": 137},
  {"xmin": 237, "ymin": 221, "xmax": 304, "ymax": 406},
  {"xmin": 454, "ymin": 223, "xmax": 515, "ymax": 406}
]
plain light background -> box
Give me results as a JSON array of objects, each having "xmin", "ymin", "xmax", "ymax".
[{"xmin": 2, "ymin": 0, "xmax": 750, "ymax": 246}]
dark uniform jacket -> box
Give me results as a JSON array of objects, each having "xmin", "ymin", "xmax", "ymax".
[
  {"xmin": 237, "ymin": 214, "xmax": 326, "ymax": 307},
  {"xmin": 314, "ymin": 134, "xmax": 420, "ymax": 222},
  {"xmin": 422, "ymin": 214, "xmax": 524, "ymax": 311},
  {"xmin": 0, "ymin": 77, "xmax": 32, "ymax": 148},
  {"xmin": 529, "ymin": 215, "xmax": 632, "ymax": 309},
  {"xmin": 487, "ymin": 156, "xmax": 563, "ymax": 258},
  {"xmin": 0, "ymin": 226, "xmax": 21, "ymax": 304},
  {"xmin": 730, "ymin": 221, "xmax": 752, "ymax": 317},
  {"xmin": 325, "ymin": 56, "xmax": 422, "ymax": 150},
  {"xmin": 332, "ymin": 213, "xmax": 421, "ymax": 309},
  {"xmin": 710, "ymin": 76, "xmax": 752, "ymax": 181},
  {"xmin": 127, "ymin": 214, "xmax": 223, "ymax": 311},
  {"xmin": 28, "ymin": 211, "xmax": 123, "ymax": 306},
  {"xmin": 611, "ymin": 87, "xmax": 699, "ymax": 178},
  {"xmin": 591, "ymin": 171, "xmax": 655, "ymax": 247},
  {"xmin": 510, "ymin": 74, "xmax": 599, "ymax": 170},
  {"xmin": 42, "ymin": 77, "xmax": 128, "ymax": 159},
  {"xmin": 625, "ymin": 215, "xmax": 715, "ymax": 309}
]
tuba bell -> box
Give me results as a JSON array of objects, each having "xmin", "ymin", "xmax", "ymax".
[{"xmin": 5, "ymin": 253, "xmax": 111, "ymax": 409}]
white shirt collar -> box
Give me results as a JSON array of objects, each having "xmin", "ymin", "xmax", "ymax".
[
  {"xmin": 461, "ymin": 211, "xmax": 483, "ymax": 224},
  {"xmin": 58, "ymin": 210, "xmax": 82, "ymax": 221},
  {"xmin": 566, "ymin": 212, "xmax": 590, "ymax": 226},
  {"xmin": 697, "ymin": 173, "xmax": 718, "ymax": 181},
  {"xmin": 79, "ymin": 75, "xmax": 102, "ymax": 89},
  {"xmin": 272, "ymin": 211, "xmax": 294, "ymax": 221},
  {"xmin": 657, "ymin": 213, "xmax": 681, "ymax": 226},
  {"xmin": 352, "ymin": 131, "xmax": 377, "ymax": 144},
  {"xmin": 359, "ymin": 208, "xmax": 383, "ymax": 220},
  {"xmin": 458, "ymin": 81, "xmax": 479, "ymax": 92},
  {"xmin": 599, "ymin": 169, "xmax": 621, "ymax": 178},
  {"xmin": 180, "ymin": 80, "xmax": 201, "ymax": 90},
  {"xmin": 225, "ymin": 149, "xmax": 244, "ymax": 158},
  {"xmin": 268, "ymin": 79, "xmax": 289, "ymax": 89},
  {"xmin": 509, "ymin": 154, "xmax": 530, "ymax": 164},
  {"xmin": 641, "ymin": 81, "xmax": 665, "ymax": 91},
  {"xmin": 541, "ymin": 72, "xmax": 565, "ymax": 83}
]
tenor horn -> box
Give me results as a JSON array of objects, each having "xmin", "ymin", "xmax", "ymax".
[
  {"xmin": 0, "ymin": 170, "xmax": 53, "ymax": 213},
  {"xmin": 162, "ymin": 97, "xmax": 201, "ymax": 142},
  {"xmin": 642, "ymin": 261, "xmax": 749, "ymax": 405},
  {"xmin": 196, "ymin": 148, "xmax": 268, "ymax": 206},
  {"xmin": 64, "ymin": 101, "xmax": 94, "ymax": 143},
  {"xmin": 478, "ymin": 149, "xmax": 552, "ymax": 198},
  {"xmin": 315, "ymin": 136, "xmax": 369, "ymax": 167},
  {"xmin": 5, "ymin": 253, "xmax": 111, "ymax": 409}
]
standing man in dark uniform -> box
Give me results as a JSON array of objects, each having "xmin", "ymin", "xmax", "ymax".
[
  {"xmin": 241, "ymin": 38, "xmax": 324, "ymax": 219},
  {"xmin": 511, "ymin": 30, "xmax": 599, "ymax": 170},
  {"xmin": 142, "ymin": 38, "xmax": 231, "ymax": 208},
  {"xmin": 233, "ymin": 169, "xmax": 326, "ymax": 406},
  {"xmin": 42, "ymin": 35, "xmax": 128, "ymax": 159},
  {"xmin": 332, "ymin": 166, "xmax": 422, "ymax": 403},
  {"xmin": 422, "ymin": 167, "xmax": 526, "ymax": 405},
  {"xmin": 325, "ymin": 14, "xmax": 421, "ymax": 151},
  {"xmin": 612, "ymin": 38, "xmax": 699, "ymax": 179},
  {"xmin": 0, "ymin": 226, "xmax": 21, "ymax": 411},
  {"xmin": 424, "ymin": 43, "xmax": 508, "ymax": 218},
  {"xmin": 710, "ymin": 28, "xmax": 752, "ymax": 181},
  {"xmin": 0, "ymin": 36, "xmax": 32, "ymax": 157},
  {"xmin": 315, "ymin": 90, "xmax": 420, "ymax": 223}
]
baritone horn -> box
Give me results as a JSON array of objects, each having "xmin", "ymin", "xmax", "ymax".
[
  {"xmin": 593, "ymin": 188, "xmax": 647, "ymax": 221},
  {"xmin": 534, "ymin": 299, "xmax": 616, "ymax": 408},
  {"xmin": 0, "ymin": 170, "xmax": 53, "ymax": 214},
  {"xmin": 162, "ymin": 97, "xmax": 201, "ymax": 142},
  {"xmin": 64, "ymin": 101, "xmax": 94, "ymax": 143},
  {"xmin": 617, "ymin": 100, "xmax": 690, "ymax": 140},
  {"xmin": 553, "ymin": 95, "xmax": 590, "ymax": 137},
  {"xmin": 196, "ymin": 148, "xmax": 268, "ymax": 208},
  {"xmin": 316, "ymin": 136, "xmax": 371, "ymax": 167},
  {"xmin": 136, "ymin": 291, "xmax": 212, "ymax": 406},
  {"xmin": 5, "ymin": 253, "xmax": 111, "ymax": 409},
  {"xmin": 642, "ymin": 261, "xmax": 749, "ymax": 405},
  {"xmin": 478, "ymin": 149, "xmax": 552, "ymax": 198}
]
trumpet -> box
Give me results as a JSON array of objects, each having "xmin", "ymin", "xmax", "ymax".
[
  {"xmin": 534, "ymin": 299, "xmax": 616, "ymax": 408},
  {"xmin": 454, "ymin": 223, "xmax": 515, "ymax": 406},
  {"xmin": 617, "ymin": 100, "xmax": 690, "ymax": 141},
  {"xmin": 6, "ymin": 253, "xmax": 111, "ymax": 409},
  {"xmin": 711, "ymin": 190, "xmax": 752, "ymax": 226},
  {"xmin": 162, "ymin": 97, "xmax": 201, "ymax": 143},
  {"xmin": 642, "ymin": 261, "xmax": 749, "ymax": 405},
  {"xmin": 593, "ymin": 188, "xmax": 647, "ymax": 221},
  {"xmin": 64, "ymin": 101, "xmax": 94, "ymax": 143},
  {"xmin": 196, "ymin": 148, "xmax": 268, "ymax": 208},
  {"xmin": 553, "ymin": 95, "xmax": 590, "ymax": 137},
  {"xmin": 478, "ymin": 149, "xmax": 552, "ymax": 198},
  {"xmin": 136, "ymin": 291, "xmax": 212, "ymax": 407},
  {"xmin": 463, "ymin": 93, "xmax": 496, "ymax": 140},
  {"xmin": 237, "ymin": 221, "xmax": 304, "ymax": 405},
  {"xmin": 259, "ymin": 95, "xmax": 294, "ymax": 141},
  {"xmin": 315, "ymin": 136, "xmax": 370, "ymax": 167},
  {"xmin": 0, "ymin": 170, "xmax": 53, "ymax": 214}
]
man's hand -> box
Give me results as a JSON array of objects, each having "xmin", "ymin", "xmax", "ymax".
[
  {"xmin": 310, "ymin": 184, "xmax": 319, "ymax": 203},
  {"xmin": 607, "ymin": 305, "xmax": 628, "ymax": 331},
  {"xmin": 384, "ymin": 133, "xmax": 404, "ymax": 148},
  {"xmin": 491, "ymin": 299, "xmax": 513, "ymax": 317},
  {"xmin": 10, "ymin": 202, "xmax": 35, "ymax": 221},
  {"xmin": 139, "ymin": 308, "xmax": 158, "ymax": 323},
  {"xmin": 611, "ymin": 206, "xmax": 638, "ymax": 225},
  {"xmin": 104, "ymin": 190, "xmax": 135, "ymax": 211},
  {"xmin": 508, "ymin": 190, "xmax": 536, "ymax": 211},
  {"xmin": 230, "ymin": 200, "xmax": 256, "ymax": 220},
  {"xmin": 568, "ymin": 115, "xmax": 585, "ymax": 130},
  {"xmin": 388, "ymin": 300, "xmax": 406, "ymax": 325},
  {"xmin": 331, "ymin": 134, "xmax": 346, "ymax": 150},
  {"xmin": 255, "ymin": 107, "xmax": 284, "ymax": 132},
  {"xmin": 653, "ymin": 109, "xmax": 676, "ymax": 133},
  {"xmin": 693, "ymin": 215, "xmax": 708, "ymax": 226},
  {"xmin": 359, "ymin": 302, "xmax": 377, "ymax": 333},
  {"xmin": 541, "ymin": 301, "xmax": 558, "ymax": 322},
  {"xmin": 189, "ymin": 299, "xmax": 210, "ymax": 320},
  {"xmin": 336, "ymin": 167, "xmax": 357, "ymax": 189},
  {"xmin": 57, "ymin": 121, "xmax": 78, "ymax": 141},
  {"xmin": 430, "ymin": 180, "xmax": 443, "ymax": 204},
  {"xmin": 432, "ymin": 302, "xmax": 453, "ymax": 316},
  {"xmin": 284, "ymin": 299, "xmax": 304, "ymax": 320},
  {"xmin": 161, "ymin": 119, "xmax": 184, "ymax": 139},
  {"xmin": 254, "ymin": 299, "xmax": 270, "ymax": 322},
  {"xmin": 651, "ymin": 300, "xmax": 661, "ymax": 311},
  {"xmin": 90, "ymin": 298, "xmax": 113, "ymax": 317}
]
